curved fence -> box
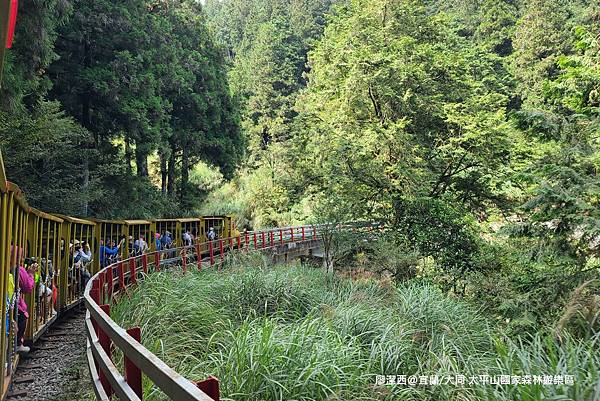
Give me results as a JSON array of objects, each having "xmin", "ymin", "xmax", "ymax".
[
  {"xmin": 0, "ymin": 148, "xmax": 324, "ymax": 399},
  {"xmin": 84, "ymin": 226, "xmax": 320, "ymax": 401}
]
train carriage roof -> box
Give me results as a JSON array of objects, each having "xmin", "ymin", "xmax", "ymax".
[
  {"xmin": 91, "ymin": 219, "xmax": 152, "ymax": 226},
  {"xmin": 30, "ymin": 208, "xmax": 64, "ymax": 223},
  {"xmin": 155, "ymin": 218, "xmax": 201, "ymax": 223},
  {"xmin": 53, "ymin": 214, "xmax": 96, "ymax": 226},
  {"xmin": 122, "ymin": 219, "xmax": 152, "ymax": 225},
  {"xmin": 177, "ymin": 217, "xmax": 201, "ymax": 223}
]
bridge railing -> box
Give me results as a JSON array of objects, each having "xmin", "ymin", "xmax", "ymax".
[{"xmin": 84, "ymin": 225, "xmax": 320, "ymax": 401}]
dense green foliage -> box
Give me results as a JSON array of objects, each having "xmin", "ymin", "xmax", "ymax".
[
  {"xmin": 1, "ymin": 0, "xmax": 598, "ymax": 398},
  {"xmin": 113, "ymin": 259, "xmax": 599, "ymax": 401},
  {"xmin": 203, "ymin": 0, "xmax": 599, "ymax": 336},
  {"xmin": 202, "ymin": 0, "xmax": 337, "ymax": 226},
  {"xmin": 1, "ymin": 0, "xmax": 241, "ymax": 217},
  {"xmin": 202, "ymin": 0, "xmax": 598, "ymax": 267}
]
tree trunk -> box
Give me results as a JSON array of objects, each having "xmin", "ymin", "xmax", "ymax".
[
  {"xmin": 167, "ymin": 146, "xmax": 176, "ymax": 197},
  {"xmin": 160, "ymin": 150, "xmax": 168, "ymax": 195},
  {"xmin": 80, "ymin": 41, "xmax": 92, "ymax": 216},
  {"xmin": 135, "ymin": 142, "xmax": 149, "ymax": 177},
  {"xmin": 125, "ymin": 136, "xmax": 133, "ymax": 176},
  {"xmin": 180, "ymin": 144, "xmax": 190, "ymax": 205},
  {"xmin": 81, "ymin": 41, "xmax": 98, "ymax": 148},
  {"xmin": 81, "ymin": 157, "xmax": 89, "ymax": 216}
]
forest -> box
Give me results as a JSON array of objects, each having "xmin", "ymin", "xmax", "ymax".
[{"xmin": 0, "ymin": 0, "xmax": 598, "ymax": 400}]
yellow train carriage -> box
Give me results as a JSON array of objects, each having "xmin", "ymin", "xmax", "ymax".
[
  {"xmin": 155, "ymin": 218, "xmax": 202, "ymax": 248},
  {"xmin": 0, "ymin": 154, "xmax": 66, "ymax": 390},
  {"xmin": 201, "ymin": 215, "xmax": 236, "ymax": 241},
  {"xmin": 91, "ymin": 219, "xmax": 125, "ymax": 269},
  {"xmin": 0, "ymin": 180, "xmax": 31, "ymax": 390},
  {"xmin": 53, "ymin": 215, "xmax": 96, "ymax": 312},
  {"xmin": 179, "ymin": 218, "xmax": 201, "ymax": 244},
  {"xmin": 92, "ymin": 219, "xmax": 152, "ymax": 272},
  {"xmin": 122, "ymin": 220, "xmax": 153, "ymax": 257},
  {"xmin": 25, "ymin": 209, "xmax": 63, "ymax": 342}
]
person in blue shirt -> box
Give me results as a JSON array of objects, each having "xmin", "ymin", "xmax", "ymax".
[
  {"xmin": 99, "ymin": 239, "xmax": 121, "ymax": 268},
  {"xmin": 160, "ymin": 231, "xmax": 174, "ymax": 258},
  {"xmin": 161, "ymin": 231, "xmax": 173, "ymax": 249}
]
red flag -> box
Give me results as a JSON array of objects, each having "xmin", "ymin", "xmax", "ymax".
[{"xmin": 6, "ymin": 0, "xmax": 18, "ymax": 49}]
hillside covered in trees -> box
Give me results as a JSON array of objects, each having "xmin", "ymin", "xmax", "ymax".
[
  {"xmin": 200, "ymin": 0, "xmax": 599, "ymax": 334},
  {"xmin": 2, "ymin": 0, "xmax": 598, "ymax": 231},
  {"xmin": 0, "ymin": 1, "xmax": 599, "ymax": 398}
]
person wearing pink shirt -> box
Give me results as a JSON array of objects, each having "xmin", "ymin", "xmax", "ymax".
[{"xmin": 16, "ymin": 257, "xmax": 35, "ymax": 353}]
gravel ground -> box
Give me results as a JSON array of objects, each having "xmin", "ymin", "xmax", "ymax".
[{"xmin": 8, "ymin": 307, "xmax": 94, "ymax": 401}]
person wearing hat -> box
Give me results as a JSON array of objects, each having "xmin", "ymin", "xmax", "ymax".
[
  {"xmin": 73, "ymin": 240, "xmax": 92, "ymax": 264},
  {"xmin": 71, "ymin": 240, "xmax": 92, "ymax": 292},
  {"xmin": 161, "ymin": 231, "xmax": 173, "ymax": 249},
  {"xmin": 207, "ymin": 227, "xmax": 216, "ymax": 241}
]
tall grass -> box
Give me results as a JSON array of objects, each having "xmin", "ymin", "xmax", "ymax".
[
  {"xmin": 111, "ymin": 259, "xmax": 599, "ymax": 401},
  {"xmin": 483, "ymin": 333, "xmax": 600, "ymax": 401}
]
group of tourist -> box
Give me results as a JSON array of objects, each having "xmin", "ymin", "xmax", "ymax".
[
  {"xmin": 154, "ymin": 231, "xmax": 173, "ymax": 251},
  {"xmin": 7, "ymin": 240, "xmax": 94, "ymax": 355},
  {"xmin": 7, "ymin": 247, "xmax": 57, "ymax": 355},
  {"xmin": 99, "ymin": 234, "xmax": 151, "ymax": 268},
  {"xmin": 7, "ymin": 227, "xmax": 221, "ymax": 356},
  {"xmin": 153, "ymin": 228, "xmax": 218, "ymax": 251}
]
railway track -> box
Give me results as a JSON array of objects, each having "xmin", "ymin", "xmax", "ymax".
[{"xmin": 8, "ymin": 306, "xmax": 91, "ymax": 401}]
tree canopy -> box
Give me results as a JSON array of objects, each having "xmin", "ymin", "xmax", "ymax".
[
  {"xmin": 201, "ymin": 0, "xmax": 598, "ymax": 316},
  {"xmin": 0, "ymin": 0, "xmax": 598, "ymax": 327},
  {"xmin": 1, "ymin": 0, "xmax": 242, "ymax": 218}
]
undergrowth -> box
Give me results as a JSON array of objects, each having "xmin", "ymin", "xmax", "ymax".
[{"xmin": 111, "ymin": 255, "xmax": 600, "ymax": 401}]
